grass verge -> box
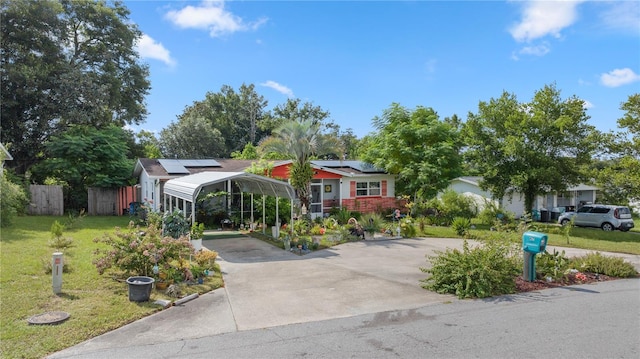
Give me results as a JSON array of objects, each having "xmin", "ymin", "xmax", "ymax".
[{"xmin": 0, "ymin": 216, "xmax": 223, "ymax": 359}]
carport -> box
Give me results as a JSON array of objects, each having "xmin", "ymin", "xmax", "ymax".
[{"xmin": 163, "ymin": 172, "xmax": 296, "ymax": 235}]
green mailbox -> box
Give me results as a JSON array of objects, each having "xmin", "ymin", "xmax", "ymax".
[{"xmin": 522, "ymin": 231, "xmax": 548, "ymax": 282}]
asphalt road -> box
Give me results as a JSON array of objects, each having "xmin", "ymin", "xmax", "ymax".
[{"xmin": 49, "ymin": 236, "xmax": 640, "ymax": 359}]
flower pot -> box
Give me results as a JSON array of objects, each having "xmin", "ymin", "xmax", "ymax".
[
  {"xmin": 156, "ymin": 281, "xmax": 168, "ymax": 290},
  {"xmin": 126, "ymin": 276, "xmax": 155, "ymax": 302},
  {"xmin": 191, "ymin": 238, "xmax": 203, "ymax": 251}
]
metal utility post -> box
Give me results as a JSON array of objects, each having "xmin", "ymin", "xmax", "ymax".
[{"xmin": 52, "ymin": 252, "xmax": 63, "ymax": 294}]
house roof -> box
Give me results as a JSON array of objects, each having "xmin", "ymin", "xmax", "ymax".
[
  {"xmin": 273, "ymin": 160, "xmax": 387, "ymax": 176},
  {"xmin": 163, "ymin": 171, "xmax": 296, "ymax": 203},
  {"xmin": 452, "ymin": 176, "xmax": 600, "ymax": 192},
  {"xmin": 1, "ymin": 143, "xmax": 13, "ymax": 161},
  {"xmin": 134, "ymin": 158, "xmax": 255, "ymax": 179}
]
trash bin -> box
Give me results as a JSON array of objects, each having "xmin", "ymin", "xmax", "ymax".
[{"xmin": 539, "ymin": 209, "xmax": 550, "ymax": 223}]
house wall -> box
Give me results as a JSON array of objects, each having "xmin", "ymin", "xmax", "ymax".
[
  {"xmin": 340, "ymin": 175, "xmax": 397, "ymax": 213},
  {"xmin": 138, "ymin": 171, "xmax": 161, "ymax": 211}
]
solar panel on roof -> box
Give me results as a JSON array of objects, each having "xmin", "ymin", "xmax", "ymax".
[
  {"xmin": 312, "ymin": 160, "xmax": 383, "ymax": 173},
  {"xmin": 179, "ymin": 159, "xmax": 220, "ymax": 167},
  {"xmin": 158, "ymin": 159, "xmax": 189, "ymax": 174}
]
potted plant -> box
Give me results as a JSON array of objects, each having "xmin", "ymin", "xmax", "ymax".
[
  {"xmin": 190, "ymin": 222, "xmax": 205, "ymax": 251},
  {"xmin": 361, "ymin": 213, "xmax": 383, "ymax": 240}
]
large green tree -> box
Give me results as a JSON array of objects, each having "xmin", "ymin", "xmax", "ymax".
[
  {"xmin": 361, "ymin": 103, "xmax": 462, "ymax": 200},
  {"xmin": 1, "ymin": 0, "xmax": 150, "ymax": 174},
  {"xmin": 594, "ymin": 93, "xmax": 640, "ymax": 205},
  {"xmin": 159, "ymin": 115, "xmax": 226, "ymax": 159},
  {"xmin": 177, "ymin": 84, "xmax": 269, "ymax": 157},
  {"xmin": 32, "ymin": 125, "xmax": 134, "ymax": 210},
  {"xmin": 462, "ymin": 84, "xmax": 597, "ymax": 212}
]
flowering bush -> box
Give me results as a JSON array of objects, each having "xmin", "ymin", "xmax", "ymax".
[
  {"xmin": 574, "ymin": 272, "xmax": 587, "ymax": 282},
  {"xmin": 310, "ymin": 224, "xmax": 326, "ymax": 236},
  {"xmin": 399, "ymin": 216, "xmax": 417, "ymax": 238},
  {"xmin": 93, "ymin": 221, "xmax": 194, "ymax": 278},
  {"xmin": 194, "ymin": 250, "xmax": 218, "ymax": 270}
]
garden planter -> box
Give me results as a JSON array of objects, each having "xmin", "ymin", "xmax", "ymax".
[
  {"xmin": 191, "ymin": 238, "xmax": 203, "ymax": 251},
  {"xmin": 126, "ymin": 276, "xmax": 155, "ymax": 302}
]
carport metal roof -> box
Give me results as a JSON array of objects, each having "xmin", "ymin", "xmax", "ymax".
[{"xmin": 164, "ymin": 171, "xmax": 296, "ymax": 203}]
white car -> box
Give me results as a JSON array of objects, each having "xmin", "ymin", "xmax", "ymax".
[{"xmin": 558, "ymin": 204, "xmax": 635, "ymax": 232}]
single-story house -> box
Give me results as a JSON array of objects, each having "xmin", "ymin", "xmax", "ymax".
[
  {"xmin": 133, "ymin": 158, "xmax": 400, "ymax": 218},
  {"xmin": 448, "ymin": 176, "xmax": 599, "ymax": 218},
  {"xmin": 271, "ymin": 160, "xmax": 399, "ymax": 219}
]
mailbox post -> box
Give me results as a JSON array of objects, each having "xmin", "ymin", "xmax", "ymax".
[{"xmin": 522, "ymin": 231, "xmax": 548, "ymax": 282}]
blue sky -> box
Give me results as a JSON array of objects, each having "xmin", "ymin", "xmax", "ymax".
[{"xmin": 127, "ymin": 0, "xmax": 640, "ymax": 138}]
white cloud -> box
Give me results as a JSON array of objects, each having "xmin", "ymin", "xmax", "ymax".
[
  {"xmin": 582, "ymin": 99, "xmax": 594, "ymax": 109},
  {"xmin": 260, "ymin": 81, "xmax": 294, "ymax": 97},
  {"xmin": 136, "ymin": 34, "xmax": 176, "ymax": 67},
  {"xmin": 518, "ymin": 42, "xmax": 550, "ymax": 56},
  {"xmin": 600, "ymin": 68, "xmax": 640, "ymax": 87},
  {"xmin": 165, "ymin": 0, "xmax": 267, "ymax": 38},
  {"xmin": 509, "ymin": 0, "xmax": 584, "ymax": 42},
  {"xmin": 599, "ymin": 1, "xmax": 640, "ymax": 34}
]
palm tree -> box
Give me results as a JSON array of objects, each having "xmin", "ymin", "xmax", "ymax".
[{"xmin": 259, "ymin": 119, "xmax": 340, "ymax": 211}]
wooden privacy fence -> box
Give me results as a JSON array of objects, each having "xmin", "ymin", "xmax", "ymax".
[
  {"xmin": 29, "ymin": 185, "xmax": 64, "ymax": 215},
  {"xmin": 28, "ymin": 185, "xmax": 138, "ymax": 216},
  {"xmin": 88, "ymin": 186, "xmax": 138, "ymax": 216}
]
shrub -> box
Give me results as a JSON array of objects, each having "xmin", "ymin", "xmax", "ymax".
[
  {"xmin": 163, "ymin": 209, "xmax": 190, "ymax": 239},
  {"xmin": 451, "ymin": 217, "xmax": 471, "ymax": 236},
  {"xmin": 333, "ymin": 208, "xmax": 354, "ymax": 225},
  {"xmin": 572, "ymin": 252, "xmax": 638, "ymax": 278},
  {"xmin": 48, "ymin": 220, "xmax": 75, "ymax": 251},
  {"xmin": 361, "ymin": 212, "xmax": 384, "ymax": 234},
  {"xmin": 310, "ymin": 224, "xmax": 325, "ymax": 235},
  {"xmin": 399, "ymin": 216, "xmax": 417, "ymax": 237},
  {"xmin": 536, "ymin": 249, "xmax": 570, "ymax": 281},
  {"xmin": 0, "ymin": 171, "xmax": 28, "ymax": 227},
  {"xmin": 194, "ymin": 250, "xmax": 218, "ymax": 270},
  {"xmin": 93, "ymin": 222, "xmax": 194, "ymax": 278},
  {"xmin": 293, "ymin": 219, "xmax": 310, "ymax": 235},
  {"xmin": 477, "ymin": 201, "xmax": 514, "ymax": 226},
  {"xmin": 421, "ymin": 239, "xmax": 520, "ymax": 299}
]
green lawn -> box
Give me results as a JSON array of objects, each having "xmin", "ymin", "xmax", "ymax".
[
  {"xmin": 0, "ymin": 216, "xmax": 223, "ymax": 359},
  {"xmin": 419, "ymin": 221, "xmax": 640, "ymax": 255},
  {"xmin": 1, "ymin": 215, "xmax": 638, "ymax": 358}
]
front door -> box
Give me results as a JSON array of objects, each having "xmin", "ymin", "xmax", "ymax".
[{"xmin": 310, "ymin": 184, "xmax": 322, "ymax": 220}]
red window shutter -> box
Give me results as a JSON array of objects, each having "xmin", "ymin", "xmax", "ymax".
[
  {"xmin": 350, "ymin": 181, "xmax": 356, "ymax": 197},
  {"xmin": 382, "ymin": 180, "xmax": 387, "ymax": 196}
]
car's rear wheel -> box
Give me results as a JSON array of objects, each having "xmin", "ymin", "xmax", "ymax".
[
  {"xmin": 601, "ymin": 223, "xmax": 614, "ymax": 231},
  {"xmin": 560, "ymin": 219, "xmax": 570, "ymax": 226}
]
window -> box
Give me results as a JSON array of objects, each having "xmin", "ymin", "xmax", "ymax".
[
  {"xmin": 591, "ymin": 207, "xmax": 610, "ymax": 214},
  {"xmin": 577, "ymin": 206, "xmax": 593, "ymax": 213},
  {"xmin": 356, "ymin": 181, "xmax": 380, "ymax": 196}
]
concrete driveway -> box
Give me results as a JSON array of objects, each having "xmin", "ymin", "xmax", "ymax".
[
  {"xmin": 48, "ymin": 234, "xmax": 640, "ymax": 358},
  {"xmin": 207, "ymin": 235, "xmax": 456, "ymax": 331}
]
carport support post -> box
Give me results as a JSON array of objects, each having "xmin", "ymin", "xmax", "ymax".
[
  {"xmin": 251, "ymin": 193, "xmax": 254, "ymax": 229},
  {"xmin": 262, "ymin": 195, "xmax": 266, "ymax": 234},
  {"xmin": 275, "ymin": 196, "xmax": 279, "ymax": 238}
]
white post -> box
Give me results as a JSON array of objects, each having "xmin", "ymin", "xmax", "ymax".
[
  {"xmin": 262, "ymin": 195, "xmax": 266, "ymax": 234},
  {"xmin": 52, "ymin": 252, "xmax": 63, "ymax": 294}
]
